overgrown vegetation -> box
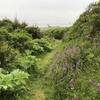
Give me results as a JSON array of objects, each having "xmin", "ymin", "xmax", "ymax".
[
  {"xmin": 0, "ymin": 18, "xmax": 53, "ymax": 100},
  {"xmin": 0, "ymin": 1, "xmax": 100, "ymax": 100},
  {"xmin": 42, "ymin": 27, "xmax": 68, "ymax": 39},
  {"xmin": 50, "ymin": 1, "xmax": 100, "ymax": 100}
]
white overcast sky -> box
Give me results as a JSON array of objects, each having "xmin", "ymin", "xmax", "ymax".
[{"xmin": 0, "ymin": 0, "xmax": 98, "ymax": 26}]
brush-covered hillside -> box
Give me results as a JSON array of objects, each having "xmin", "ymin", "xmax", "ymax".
[
  {"xmin": 49, "ymin": 1, "xmax": 100, "ymax": 100},
  {"xmin": 0, "ymin": 1, "xmax": 100, "ymax": 100}
]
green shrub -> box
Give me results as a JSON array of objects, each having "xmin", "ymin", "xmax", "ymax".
[
  {"xmin": 0, "ymin": 69, "xmax": 29, "ymax": 100},
  {"xmin": 0, "ymin": 28, "xmax": 11, "ymax": 42},
  {"xmin": 26, "ymin": 26, "xmax": 42, "ymax": 39},
  {"xmin": 31, "ymin": 38, "xmax": 52, "ymax": 55},
  {"xmin": 9, "ymin": 30, "xmax": 33, "ymax": 52},
  {"xmin": 0, "ymin": 42, "xmax": 18, "ymax": 71},
  {"xmin": 14, "ymin": 54, "xmax": 39, "ymax": 75},
  {"xmin": 44, "ymin": 27, "xmax": 67, "ymax": 39}
]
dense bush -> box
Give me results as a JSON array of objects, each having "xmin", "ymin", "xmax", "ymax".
[
  {"xmin": 0, "ymin": 69, "xmax": 29, "ymax": 100},
  {"xmin": 14, "ymin": 54, "xmax": 39, "ymax": 74},
  {"xmin": 42, "ymin": 27, "xmax": 67, "ymax": 39},
  {"xmin": 31, "ymin": 38, "xmax": 52, "ymax": 55},
  {"xmin": 0, "ymin": 18, "xmax": 53, "ymax": 100},
  {"xmin": 0, "ymin": 18, "xmax": 27, "ymax": 32},
  {"xmin": 0, "ymin": 19, "xmax": 14, "ymax": 32},
  {"xmin": 0, "ymin": 18, "xmax": 42, "ymax": 39},
  {"xmin": 0, "ymin": 28, "xmax": 11, "ymax": 41},
  {"xmin": 26, "ymin": 26, "xmax": 42, "ymax": 39},
  {"xmin": 9, "ymin": 29, "xmax": 33, "ymax": 53},
  {"xmin": 0, "ymin": 42, "xmax": 18, "ymax": 71}
]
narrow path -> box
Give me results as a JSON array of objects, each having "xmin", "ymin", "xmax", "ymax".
[
  {"xmin": 29, "ymin": 40, "xmax": 63, "ymax": 100},
  {"xmin": 38, "ymin": 40, "xmax": 62, "ymax": 70}
]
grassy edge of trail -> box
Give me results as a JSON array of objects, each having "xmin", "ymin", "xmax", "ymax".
[{"xmin": 28, "ymin": 40, "xmax": 65, "ymax": 100}]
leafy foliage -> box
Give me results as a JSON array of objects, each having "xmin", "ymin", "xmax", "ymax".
[
  {"xmin": 50, "ymin": 1, "xmax": 100, "ymax": 100},
  {"xmin": 9, "ymin": 29, "xmax": 33, "ymax": 52},
  {"xmin": 26, "ymin": 26, "xmax": 42, "ymax": 39},
  {"xmin": 0, "ymin": 69, "xmax": 29, "ymax": 100},
  {"xmin": 31, "ymin": 38, "xmax": 52, "ymax": 55},
  {"xmin": 0, "ymin": 42, "xmax": 18, "ymax": 70},
  {"xmin": 42, "ymin": 27, "xmax": 67, "ymax": 39},
  {"xmin": 14, "ymin": 54, "xmax": 39, "ymax": 75},
  {"xmin": 0, "ymin": 1, "xmax": 100, "ymax": 100},
  {"xmin": 0, "ymin": 17, "xmax": 53, "ymax": 99}
]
